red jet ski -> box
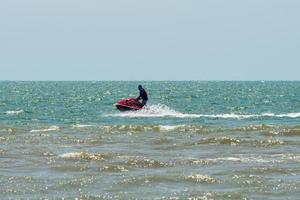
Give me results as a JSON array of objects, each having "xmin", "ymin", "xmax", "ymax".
[{"xmin": 115, "ymin": 98, "xmax": 144, "ymax": 111}]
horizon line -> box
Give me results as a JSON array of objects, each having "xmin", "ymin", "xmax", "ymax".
[{"xmin": 0, "ymin": 79, "xmax": 299, "ymax": 82}]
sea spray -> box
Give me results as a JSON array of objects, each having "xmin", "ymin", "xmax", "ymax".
[{"xmin": 107, "ymin": 104, "xmax": 300, "ymax": 119}]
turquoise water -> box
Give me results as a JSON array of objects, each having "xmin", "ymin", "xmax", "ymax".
[{"xmin": 1, "ymin": 81, "xmax": 300, "ymax": 199}]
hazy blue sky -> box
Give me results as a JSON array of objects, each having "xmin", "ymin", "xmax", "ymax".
[{"xmin": 0, "ymin": 0, "xmax": 299, "ymax": 80}]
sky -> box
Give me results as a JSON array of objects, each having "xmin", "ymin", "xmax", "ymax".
[{"xmin": 0, "ymin": 0, "xmax": 299, "ymax": 81}]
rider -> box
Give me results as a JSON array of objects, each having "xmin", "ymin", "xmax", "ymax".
[{"xmin": 137, "ymin": 85, "xmax": 148, "ymax": 106}]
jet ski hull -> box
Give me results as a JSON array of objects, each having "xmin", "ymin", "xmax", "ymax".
[{"xmin": 115, "ymin": 98, "xmax": 144, "ymax": 111}]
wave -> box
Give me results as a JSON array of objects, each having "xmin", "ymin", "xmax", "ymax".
[
  {"xmin": 71, "ymin": 124, "xmax": 95, "ymax": 128},
  {"xmin": 120, "ymin": 173, "xmax": 218, "ymax": 186},
  {"xmin": 76, "ymin": 124, "xmax": 207, "ymax": 134},
  {"xmin": 126, "ymin": 156, "xmax": 168, "ymax": 168},
  {"xmin": 184, "ymin": 174, "xmax": 218, "ymax": 183},
  {"xmin": 4, "ymin": 110, "xmax": 24, "ymax": 115},
  {"xmin": 261, "ymin": 112, "xmax": 300, "ymax": 118},
  {"xmin": 99, "ymin": 165, "xmax": 129, "ymax": 172},
  {"xmin": 20, "ymin": 124, "xmax": 300, "ymax": 136},
  {"xmin": 193, "ymin": 137, "xmax": 285, "ymax": 147},
  {"xmin": 60, "ymin": 152, "xmax": 114, "ymax": 161},
  {"xmin": 182, "ymin": 154, "xmax": 300, "ymax": 166},
  {"xmin": 204, "ymin": 154, "xmax": 300, "ymax": 164},
  {"xmin": 106, "ymin": 104, "xmax": 300, "ymax": 119},
  {"xmin": 53, "ymin": 124, "xmax": 300, "ymax": 136},
  {"xmin": 30, "ymin": 125, "xmax": 60, "ymax": 133}
]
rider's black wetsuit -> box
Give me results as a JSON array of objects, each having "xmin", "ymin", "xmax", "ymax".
[{"xmin": 137, "ymin": 88, "xmax": 148, "ymax": 106}]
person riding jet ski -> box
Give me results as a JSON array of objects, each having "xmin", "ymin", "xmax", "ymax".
[
  {"xmin": 137, "ymin": 85, "xmax": 148, "ymax": 106},
  {"xmin": 114, "ymin": 85, "xmax": 148, "ymax": 111}
]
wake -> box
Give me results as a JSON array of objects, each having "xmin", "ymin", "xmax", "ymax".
[{"xmin": 106, "ymin": 104, "xmax": 300, "ymax": 119}]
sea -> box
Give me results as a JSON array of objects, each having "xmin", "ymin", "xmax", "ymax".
[{"xmin": 0, "ymin": 81, "xmax": 299, "ymax": 200}]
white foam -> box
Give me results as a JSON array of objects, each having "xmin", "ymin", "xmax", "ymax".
[
  {"xmin": 30, "ymin": 126, "xmax": 60, "ymax": 133},
  {"xmin": 107, "ymin": 104, "xmax": 187, "ymax": 118},
  {"xmin": 276, "ymin": 113, "xmax": 300, "ymax": 118},
  {"xmin": 206, "ymin": 154, "xmax": 300, "ymax": 164},
  {"xmin": 60, "ymin": 152, "xmax": 82, "ymax": 159},
  {"xmin": 5, "ymin": 110, "xmax": 24, "ymax": 115},
  {"xmin": 159, "ymin": 125, "xmax": 183, "ymax": 131},
  {"xmin": 59, "ymin": 152, "xmax": 108, "ymax": 161},
  {"xmin": 71, "ymin": 124, "xmax": 95, "ymax": 128},
  {"xmin": 107, "ymin": 104, "xmax": 300, "ymax": 119},
  {"xmin": 204, "ymin": 113, "xmax": 255, "ymax": 119}
]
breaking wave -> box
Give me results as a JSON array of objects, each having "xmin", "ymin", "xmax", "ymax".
[{"xmin": 107, "ymin": 104, "xmax": 300, "ymax": 119}]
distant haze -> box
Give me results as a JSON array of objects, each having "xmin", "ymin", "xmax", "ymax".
[{"xmin": 0, "ymin": 0, "xmax": 299, "ymax": 80}]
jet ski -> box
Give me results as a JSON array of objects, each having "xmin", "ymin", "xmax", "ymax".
[{"xmin": 115, "ymin": 98, "xmax": 144, "ymax": 111}]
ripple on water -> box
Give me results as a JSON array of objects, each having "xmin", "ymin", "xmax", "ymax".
[
  {"xmin": 51, "ymin": 164, "xmax": 88, "ymax": 173},
  {"xmin": 157, "ymin": 191, "xmax": 248, "ymax": 200},
  {"xmin": 255, "ymin": 139, "xmax": 285, "ymax": 147},
  {"xmin": 99, "ymin": 164, "xmax": 129, "ymax": 173},
  {"xmin": 126, "ymin": 156, "xmax": 168, "ymax": 168},
  {"xmin": 119, "ymin": 175, "xmax": 178, "ymax": 186},
  {"xmin": 195, "ymin": 137, "xmax": 240, "ymax": 146},
  {"xmin": 55, "ymin": 176, "xmax": 96, "ymax": 189},
  {"xmin": 193, "ymin": 137, "xmax": 287, "ymax": 147},
  {"xmin": 119, "ymin": 173, "xmax": 218, "ymax": 188},
  {"xmin": 239, "ymin": 167, "xmax": 300, "ymax": 175},
  {"xmin": 183, "ymin": 174, "xmax": 218, "ymax": 184},
  {"xmin": 179, "ymin": 158, "xmax": 218, "ymax": 166},
  {"xmin": 0, "ymin": 148, "xmax": 6, "ymax": 155},
  {"xmin": 152, "ymin": 137, "xmax": 173, "ymax": 145}
]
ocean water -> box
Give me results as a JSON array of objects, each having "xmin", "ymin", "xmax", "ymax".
[{"xmin": 0, "ymin": 81, "xmax": 299, "ymax": 199}]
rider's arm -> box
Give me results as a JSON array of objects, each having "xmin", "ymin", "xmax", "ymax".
[{"xmin": 137, "ymin": 92, "xmax": 141, "ymax": 100}]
